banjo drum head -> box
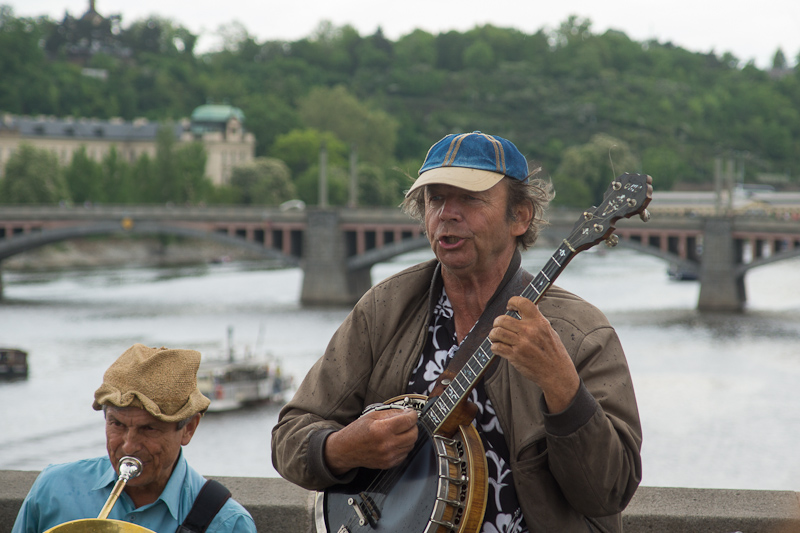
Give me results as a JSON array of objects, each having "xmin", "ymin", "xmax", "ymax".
[{"xmin": 44, "ymin": 518, "xmax": 156, "ymax": 533}]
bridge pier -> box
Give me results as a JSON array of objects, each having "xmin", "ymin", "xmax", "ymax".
[
  {"xmin": 300, "ymin": 210, "xmax": 372, "ymax": 306},
  {"xmin": 697, "ymin": 218, "xmax": 746, "ymax": 312}
]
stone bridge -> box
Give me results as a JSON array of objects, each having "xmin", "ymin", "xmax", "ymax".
[
  {"xmin": 611, "ymin": 214, "xmax": 800, "ymax": 311},
  {"xmin": 1, "ymin": 205, "xmax": 799, "ymax": 310}
]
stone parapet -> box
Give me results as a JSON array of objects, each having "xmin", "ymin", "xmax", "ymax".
[{"xmin": 2, "ymin": 471, "xmax": 799, "ymax": 532}]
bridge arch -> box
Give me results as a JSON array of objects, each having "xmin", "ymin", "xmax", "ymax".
[
  {"xmin": 612, "ymin": 239, "xmax": 700, "ymax": 278},
  {"xmin": 3, "ymin": 206, "xmax": 800, "ymax": 308},
  {"xmin": 346, "ymin": 235, "xmax": 430, "ymax": 271},
  {"xmin": 0, "ymin": 221, "xmax": 299, "ymax": 265},
  {"xmin": 738, "ymin": 246, "xmax": 800, "ymax": 275}
]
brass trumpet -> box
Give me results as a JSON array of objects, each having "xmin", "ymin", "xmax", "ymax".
[{"xmin": 45, "ymin": 456, "xmax": 156, "ymax": 533}]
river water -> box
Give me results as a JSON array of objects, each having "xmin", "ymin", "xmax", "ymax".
[{"xmin": 1, "ymin": 247, "xmax": 799, "ymax": 492}]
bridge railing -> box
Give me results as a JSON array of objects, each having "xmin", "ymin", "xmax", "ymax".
[{"xmin": 1, "ymin": 471, "xmax": 799, "ymax": 533}]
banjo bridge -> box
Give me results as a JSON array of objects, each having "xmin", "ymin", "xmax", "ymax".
[{"xmin": 347, "ymin": 492, "xmax": 381, "ymax": 528}]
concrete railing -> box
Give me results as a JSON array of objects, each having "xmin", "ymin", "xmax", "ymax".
[{"xmin": 2, "ymin": 471, "xmax": 799, "ymax": 532}]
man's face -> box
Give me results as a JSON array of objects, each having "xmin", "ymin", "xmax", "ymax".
[
  {"xmin": 423, "ymin": 181, "xmax": 529, "ymax": 279},
  {"xmin": 105, "ymin": 406, "xmax": 198, "ymax": 497}
]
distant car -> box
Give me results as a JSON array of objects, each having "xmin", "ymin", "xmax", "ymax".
[
  {"xmin": 279, "ymin": 199, "xmax": 306, "ymax": 211},
  {"xmin": 667, "ymin": 264, "xmax": 699, "ymax": 281}
]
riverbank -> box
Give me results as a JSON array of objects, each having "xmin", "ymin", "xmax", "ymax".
[{"xmin": 2, "ymin": 236, "xmax": 265, "ymax": 271}]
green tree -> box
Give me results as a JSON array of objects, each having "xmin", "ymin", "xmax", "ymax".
[
  {"xmin": 554, "ymin": 134, "xmax": 640, "ymax": 206},
  {"xmin": 64, "ymin": 146, "xmax": 105, "ymax": 203},
  {"xmin": 353, "ymin": 28, "xmax": 393, "ymax": 71},
  {"xmin": 152, "ymin": 126, "xmax": 179, "ymax": 201},
  {"xmin": 239, "ymin": 94, "xmax": 301, "ymax": 157},
  {"xmin": 129, "ymin": 153, "xmax": 154, "ymax": 202},
  {"xmin": 230, "ymin": 157, "xmax": 296, "ymax": 205},
  {"xmin": 463, "ymin": 40, "xmax": 495, "ymax": 70},
  {"xmin": 435, "ymin": 30, "xmax": 468, "ymax": 70},
  {"xmin": 356, "ymin": 162, "xmax": 403, "ymax": 206},
  {"xmin": 295, "ymin": 164, "xmax": 349, "ymax": 206},
  {"xmin": 121, "ymin": 16, "xmax": 193, "ymax": 55},
  {"xmin": 269, "ymin": 128, "xmax": 348, "ymax": 178},
  {"xmin": 0, "ymin": 7, "xmax": 54, "ymax": 114},
  {"xmin": 101, "ymin": 146, "xmax": 134, "ymax": 203},
  {"xmin": 173, "ymin": 141, "xmax": 211, "ymax": 203},
  {"xmin": 641, "ymin": 146, "xmax": 685, "ymax": 191},
  {"xmin": 394, "ymin": 29, "xmax": 436, "ymax": 67},
  {"xmin": 772, "ymin": 49, "xmax": 787, "ymax": 70},
  {"xmin": 297, "ymin": 85, "xmax": 397, "ymax": 164},
  {"xmin": 147, "ymin": 126, "xmax": 211, "ymax": 203},
  {"xmin": 214, "ymin": 21, "xmax": 253, "ymax": 53},
  {"xmin": 1, "ymin": 144, "xmax": 70, "ymax": 204}
]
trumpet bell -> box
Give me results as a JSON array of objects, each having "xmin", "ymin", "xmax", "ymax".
[{"xmin": 44, "ymin": 518, "xmax": 156, "ymax": 532}]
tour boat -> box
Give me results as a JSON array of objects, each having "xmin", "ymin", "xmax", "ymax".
[{"xmin": 197, "ymin": 355, "xmax": 292, "ymax": 412}]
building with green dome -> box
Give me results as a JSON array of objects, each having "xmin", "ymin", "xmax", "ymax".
[{"xmin": 185, "ymin": 104, "xmax": 255, "ymax": 184}]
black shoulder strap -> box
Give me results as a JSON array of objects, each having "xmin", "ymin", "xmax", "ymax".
[{"xmin": 175, "ymin": 479, "xmax": 232, "ymax": 533}]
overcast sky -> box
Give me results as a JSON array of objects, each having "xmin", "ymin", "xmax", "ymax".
[{"xmin": 7, "ymin": 0, "xmax": 800, "ymax": 69}]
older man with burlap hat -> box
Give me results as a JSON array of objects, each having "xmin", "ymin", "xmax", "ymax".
[{"xmin": 13, "ymin": 344, "xmax": 256, "ymax": 533}]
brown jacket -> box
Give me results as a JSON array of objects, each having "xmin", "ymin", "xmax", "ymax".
[{"xmin": 271, "ymin": 258, "xmax": 642, "ymax": 532}]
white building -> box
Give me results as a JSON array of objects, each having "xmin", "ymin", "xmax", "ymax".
[{"xmin": 0, "ymin": 104, "xmax": 255, "ymax": 186}]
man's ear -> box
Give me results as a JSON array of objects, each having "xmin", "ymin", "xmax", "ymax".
[
  {"xmin": 512, "ymin": 200, "xmax": 534, "ymax": 236},
  {"xmin": 180, "ymin": 414, "xmax": 202, "ymax": 446}
]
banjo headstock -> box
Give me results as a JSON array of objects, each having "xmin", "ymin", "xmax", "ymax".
[{"xmin": 566, "ymin": 173, "xmax": 653, "ymax": 252}]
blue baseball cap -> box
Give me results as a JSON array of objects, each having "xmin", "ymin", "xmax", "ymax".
[{"xmin": 407, "ymin": 131, "xmax": 529, "ymax": 196}]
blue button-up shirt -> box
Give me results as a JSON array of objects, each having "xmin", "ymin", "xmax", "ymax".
[{"xmin": 12, "ymin": 452, "xmax": 256, "ymax": 533}]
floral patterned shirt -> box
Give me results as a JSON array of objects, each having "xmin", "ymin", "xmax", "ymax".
[{"xmin": 407, "ymin": 289, "xmax": 528, "ymax": 533}]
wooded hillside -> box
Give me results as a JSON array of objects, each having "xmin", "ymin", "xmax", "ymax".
[{"xmin": 2, "ymin": 5, "xmax": 798, "ymax": 206}]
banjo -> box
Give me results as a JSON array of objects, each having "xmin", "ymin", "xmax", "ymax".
[{"xmin": 316, "ymin": 173, "xmax": 653, "ymax": 533}]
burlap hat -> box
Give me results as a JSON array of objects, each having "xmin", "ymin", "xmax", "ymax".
[{"xmin": 93, "ymin": 344, "xmax": 211, "ymax": 422}]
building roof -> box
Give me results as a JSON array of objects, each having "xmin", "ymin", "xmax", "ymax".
[
  {"xmin": 0, "ymin": 105, "xmax": 248, "ymax": 142},
  {"xmin": 190, "ymin": 105, "xmax": 245, "ymax": 123},
  {"xmin": 1, "ymin": 116, "xmax": 183, "ymax": 141}
]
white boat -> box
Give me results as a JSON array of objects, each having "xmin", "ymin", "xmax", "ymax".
[
  {"xmin": 197, "ymin": 358, "xmax": 291, "ymax": 412},
  {"xmin": 197, "ymin": 327, "xmax": 293, "ymax": 412}
]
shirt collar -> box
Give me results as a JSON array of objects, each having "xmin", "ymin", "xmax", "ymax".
[
  {"xmin": 93, "ymin": 457, "xmax": 119, "ymax": 492},
  {"xmin": 158, "ymin": 449, "xmax": 189, "ymax": 520}
]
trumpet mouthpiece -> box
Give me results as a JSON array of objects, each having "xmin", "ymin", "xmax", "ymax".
[{"xmin": 118, "ymin": 456, "xmax": 143, "ymax": 481}]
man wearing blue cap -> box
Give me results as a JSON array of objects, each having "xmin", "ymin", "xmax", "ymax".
[{"xmin": 273, "ymin": 132, "xmax": 642, "ymax": 532}]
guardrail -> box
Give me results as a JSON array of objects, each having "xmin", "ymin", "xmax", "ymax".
[{"xmin": 1, "ymin": 471, "xmax": 798, "ymax": 532}]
